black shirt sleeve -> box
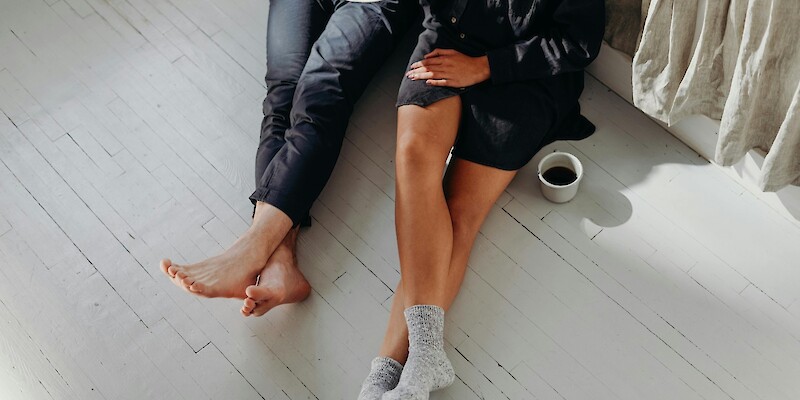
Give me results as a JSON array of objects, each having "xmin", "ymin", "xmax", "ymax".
[{"xmin": 486, "ymin": 0, "xmax": 605, "ymax": 84}]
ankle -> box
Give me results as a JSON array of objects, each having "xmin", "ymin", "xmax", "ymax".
[
  {"xmin": 378, "ymin": 348, "xmax": 408, "ymax": 365},
  {"xmin": 270, "ymin": 243, "xmax": 295, "ymax": 262},
  {"xmin": 404, "ymin": 305, "xmax": 446, "ymax": 351},
  {"xmin": 378, "ymin": 331, "xmax": 410, "ymax": 365},
  {"xmin": 242, "ymin": 222, "xmax": 272, "ymax": 242}
]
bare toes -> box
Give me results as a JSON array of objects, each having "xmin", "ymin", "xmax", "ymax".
[
  {"xmin": 251, "ymin": 300, "xmax": 278, "ymax": 317},
  {"xmin": 166, "ymin": 268, "xmax": 185, "ymax": 288},
  {"xmin": 180, "ymin": 277, "xmax": 194, "ymax": 288},
  {"xmin": 243, "ymin": 297, "xmax": 256, "ymax": 309},
  {"xmin": 245, "ymin": 285, "xmax": 271, "ymax": 301},
  {"xmin": 160, "ymin": 259, "xmax": 172, "ymax": 276},
  {"xmin": 241, "ymin": 298, "xmax": 256, "ymax": 316},
  {"xmin": 189, "ymin": 282, "xmax": 204, "ymax": 293}
]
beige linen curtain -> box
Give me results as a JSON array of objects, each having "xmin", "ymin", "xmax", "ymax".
[{"xmin": 632, "ymin": 0, "xmax": 800, "ymax": 191}]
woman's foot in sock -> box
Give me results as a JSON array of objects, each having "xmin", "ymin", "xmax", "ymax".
[
  {"xmin": 383, "ymin": 305, "xmax": 454, "ymax": 400},
  {"xmin": 357, "ymin": 357, "xmax": 403, "ymax": 400},
  {"xmin": 241, "ymin": 227, "xmax": 311, "ymax": 317},
  {"xmin": 159, "ymin": 226, "xmax": 276, "ymax": 298}
]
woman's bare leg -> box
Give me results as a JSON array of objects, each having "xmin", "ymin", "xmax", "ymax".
[
  {"xmin": 395, "ymin": 97, "xmax": 462, "ymax": 308},
  {"xmin": 385, "ymin": 101, "xmax": 519, "ymax": 398},
  {"xmin": 379, "ymin": 280, "xmax": 412, "ymax": 364},
  {"xmin": 379, "ymin": 157, "xmax": 517, "ymax": 363},
  {"xmin": 375, "ymin": 98, "xmax": 462, "ymax": 399}
]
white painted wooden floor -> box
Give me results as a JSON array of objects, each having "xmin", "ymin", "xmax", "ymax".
[{"xmin": 2, "ymin": 0, "xmax": 800, "ymax": 399}]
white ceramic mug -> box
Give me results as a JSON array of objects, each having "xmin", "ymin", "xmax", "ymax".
[{"xmin": 537, "ymin": 151, "xmax": 584, "ymax": 203}]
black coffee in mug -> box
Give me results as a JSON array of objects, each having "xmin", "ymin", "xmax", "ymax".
[{"xmin": 542, "ymin": 166, "xmax": 577, "ymax": 186}]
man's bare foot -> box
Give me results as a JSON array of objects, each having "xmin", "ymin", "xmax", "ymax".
[
  {"xmin": 241, "ymin": 227, "xmax": 311, "ymax": 317},
  {"xmin": 160, "ymin": 230, "xmax": 275, "ymax": 299},
  {"xmin": 159, "ymin": 202, "xmax": 293, "ymax": 299}
]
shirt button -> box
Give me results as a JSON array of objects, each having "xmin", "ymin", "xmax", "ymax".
[
  {"xmin": 459, "ymin": 33, "xmax": 466, "ymax": 39},
  {"xmin": 450, "ymin": 16, "xmax": 457, "ymax": 24}
]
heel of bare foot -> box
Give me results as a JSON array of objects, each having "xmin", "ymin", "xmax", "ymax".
[
  {"xmin": 240, "ymin": 280, "xmax": 311, "ymax": 317},
  {"xmin": 241, "ymin": 227, "xmax": 310, "ymax": 317},
  {"xmin": 240, "ymin": 265, "xmax": 311, "ymax": 316}
]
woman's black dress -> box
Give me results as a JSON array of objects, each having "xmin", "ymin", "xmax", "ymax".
[{"xmin": 397, "ymin": 0, "xmax": 606, "ymax": 170}]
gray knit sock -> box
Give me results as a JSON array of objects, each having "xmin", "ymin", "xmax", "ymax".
[
  {"xmin": 382, "ymin": 305, "xmax": 454, "ymax": 400},
  {"xmin": 357, "ymin": 357, "xmax": 403, "ymax": 400}
]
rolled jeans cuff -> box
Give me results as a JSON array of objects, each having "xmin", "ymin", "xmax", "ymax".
[{"xmin": 249, "ymin": 188, "xmax": 312, "ymax": 227}]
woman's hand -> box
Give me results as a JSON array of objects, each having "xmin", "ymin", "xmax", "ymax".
[{"xmin": 406, "ymin": 49, "xmax": 490, "ymax": 88}]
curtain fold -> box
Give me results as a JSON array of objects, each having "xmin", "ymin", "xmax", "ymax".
[{"xmin": 632, "ymin": 0, "xmax": 800, "ymax": 191}]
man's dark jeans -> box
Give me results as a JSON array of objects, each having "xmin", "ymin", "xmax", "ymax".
[{"xmin": 250, "ymin": 0, "xmax": 414, "ymax": 225}]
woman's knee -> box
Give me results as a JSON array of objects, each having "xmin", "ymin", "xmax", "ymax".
[
  {"xmin": 395, "ymin": 99, "xmax": 461, "ymax": 174},
  {"xmin": 395, "ymin": 123, "xmax": 453, "ymax": 172},
  {"xmin": 397, "ymin": 128, "xmax": 433, "ymax": 162}
]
